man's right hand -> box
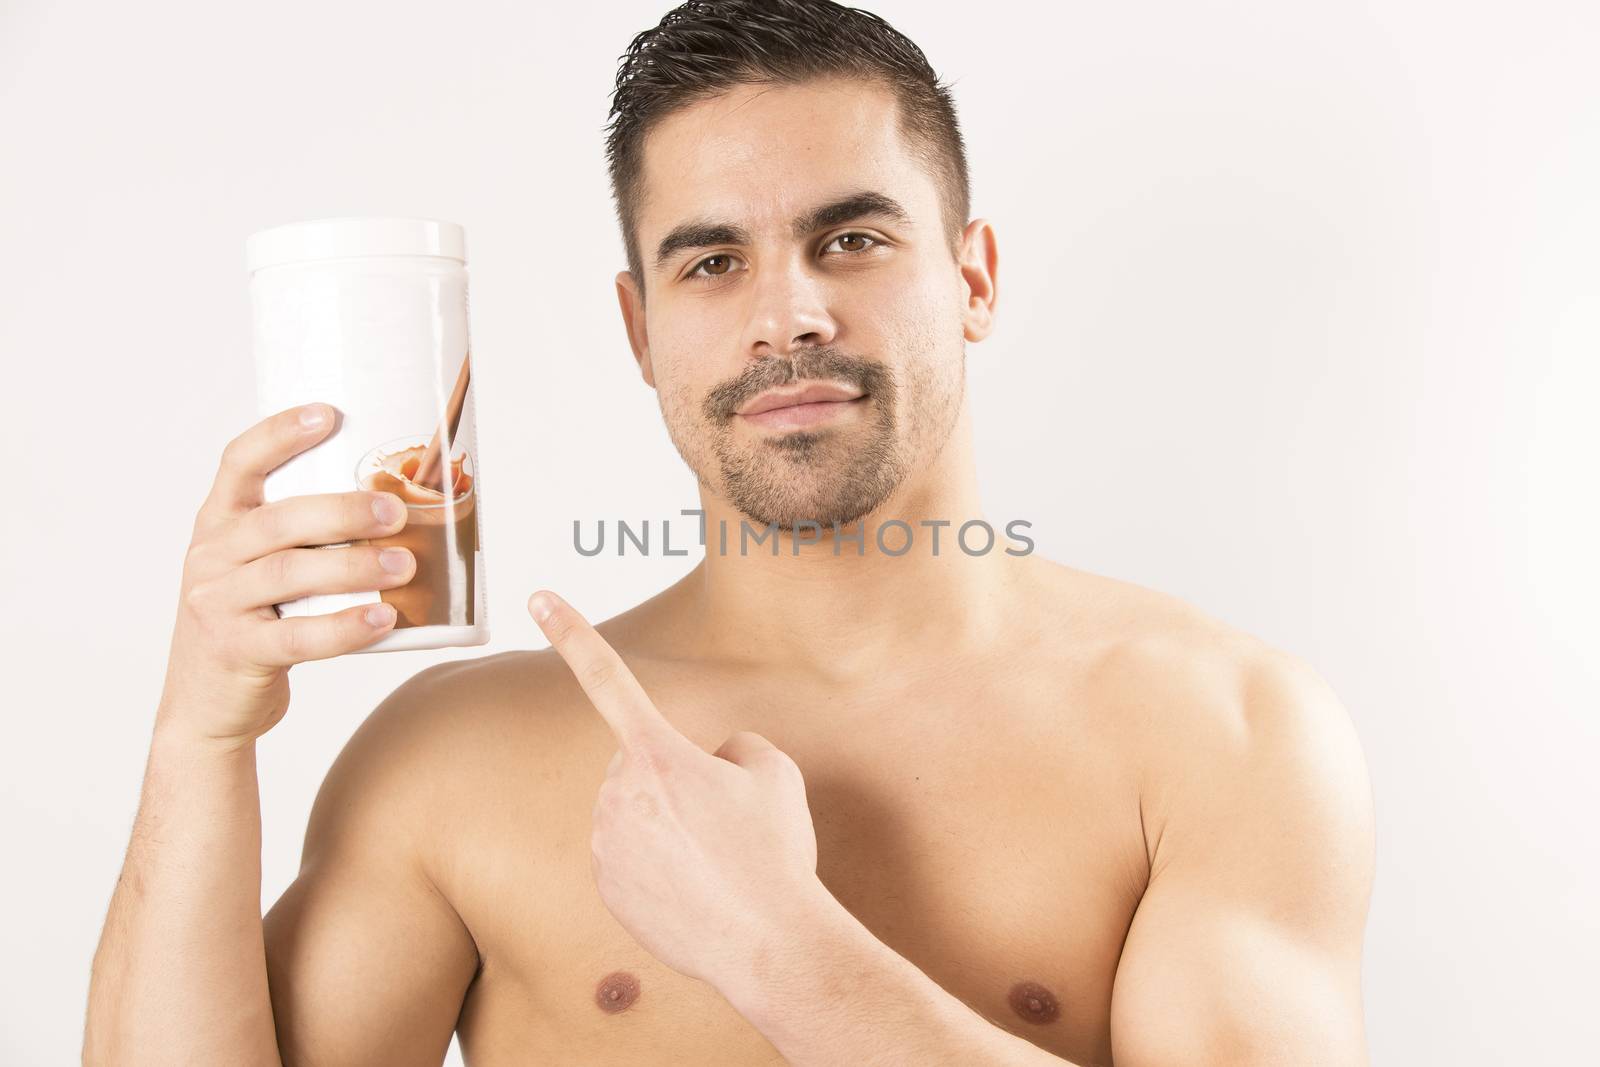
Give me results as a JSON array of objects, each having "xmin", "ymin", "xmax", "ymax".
[{"xmin": 158, "ymin": 402, "xmax": 417, "ymax": 748}]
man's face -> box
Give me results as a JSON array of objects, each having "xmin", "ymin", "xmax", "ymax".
[{"xmin": 618, "ymin": 78, "xmax": 973, "ymax": 531}]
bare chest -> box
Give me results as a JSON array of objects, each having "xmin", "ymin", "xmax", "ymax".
[{"xmin": 452, "ymin": 670, "xmax": 1147, "ymax": 1066}]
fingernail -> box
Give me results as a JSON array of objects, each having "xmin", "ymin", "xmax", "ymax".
[
  {"xmin": 300, "ymin": 405, "xmax": 328, "ymax": 429},
  {"xmin": 530, "ymin": 593, "xmax": 553, "ymax": 623},
  {"xmin": 373, "ymin": 495, "xmax": 404, "ymax": 524},
  {"xmin": 379, "ymin": 548, "xmax": 411, "ymax": 573},
  {"xmin": 366, "ymin": 603, "xmax": 396, "ymax": 627}
]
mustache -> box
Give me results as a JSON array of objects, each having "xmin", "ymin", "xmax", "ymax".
[{"xmin": 702, "ymin": 347, "xmax": 890, "ymax": 424}]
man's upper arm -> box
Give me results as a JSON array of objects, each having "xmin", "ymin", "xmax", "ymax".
[
  {"xmin": 1110, "ymin": 650, "xmax": 1376, "ymax": 1067},
  {"xmin": 263, "ymin": 664, "xmax": 481, "ymax": 1067}
]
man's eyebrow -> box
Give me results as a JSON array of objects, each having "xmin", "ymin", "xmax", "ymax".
[{"xmin": 652, "ymin": 191, "xmax": 913, "ymax": 274}]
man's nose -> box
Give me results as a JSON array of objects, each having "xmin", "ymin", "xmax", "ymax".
[{"xmin": 739, "ymin": 251, "xmax": 837, "ymax": 358}]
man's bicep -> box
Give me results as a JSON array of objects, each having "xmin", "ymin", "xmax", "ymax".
[
  {"xmin": 264, "ymin": 863, "xmax": 477, "ymax": 1066},
  {"xmin": 263, "ymin": 667, "xmax": 481, "ymax": 1067},
  {"xmin": 1109, "ymin": 883, "xmax": 1366, "ymax": 1067},
  {"xmin": 1110, "ymin": 651, "xmax": 1375, "ymax": 1067}
]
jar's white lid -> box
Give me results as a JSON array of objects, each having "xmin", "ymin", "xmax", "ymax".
[{"xmin": 246, "ymin": 217, "xmax": 466, "ymax": 272}]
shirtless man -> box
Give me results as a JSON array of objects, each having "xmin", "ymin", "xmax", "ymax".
[{"xmin": 84, "ymin": 1, "xmax": 1375, "ymax": 1064}]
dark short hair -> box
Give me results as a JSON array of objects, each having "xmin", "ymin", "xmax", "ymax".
[{"xmin": 604, "ymin": 0, "xmax": 971, "ymax": 298}]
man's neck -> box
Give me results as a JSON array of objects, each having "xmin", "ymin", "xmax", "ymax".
[{"xmin": 675, "ymin": 406, "xmax": 1026, "ymax": 684}]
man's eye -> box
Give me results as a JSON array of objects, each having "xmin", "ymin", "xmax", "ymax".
[
  {"xmin": 824, "ymin": 232, "xmax": 879, "ymax": 255},
  {"xmin": 685, "ymin": 233, "xmax": 882, "ymax": 283},
  {"xmin": 687, "ymin": 254, "xmax": 742, "ymax": 281}
]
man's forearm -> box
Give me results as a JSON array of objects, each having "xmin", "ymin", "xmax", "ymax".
[
  {"xmin": 719, "ymin": 888, "xmax": 1081, "ymax": 1067},
  {"xmin": 84, "ymin": 710, "xmax": 282, "ymax": 1066}
]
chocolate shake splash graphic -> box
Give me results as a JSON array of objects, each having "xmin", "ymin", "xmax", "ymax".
[
  {"xmin": 413, "ymin": 351, "xmax": 473, "ymax": 493},
  {"xmin": 353, "ymin": 350, "xmax": 478, "ymax": 628}
]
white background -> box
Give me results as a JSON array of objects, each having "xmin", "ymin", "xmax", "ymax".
[{"xmin": 3, "ymin": 1, "xmax": 1596, "ymax": 1063}]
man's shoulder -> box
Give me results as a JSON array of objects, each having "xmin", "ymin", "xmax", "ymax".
[
  {"xmin": 342, "ymin": 578, "xmax": 734, "ymax": 788},
  {"xmin": 290, "ymin": 646, "xmax": 614, "ymax": 878},
  {"xmin": 307, "ymin": 645, "xmax": 609, "ymax": 822},
  {"xmin": 1021, "ymin": 554, "xmax": 1266, "ymax": 665},
  {"xmin": 357, "ymin": 645, "xmax": 606, "ymax": 761},
  {"xmin": 1023, "ymin": 557, "xmax": 1358, "ymax": 762},
  {"xmin": 1037, "ymin": 563, "xmax": 1371, "ymax": 857}
]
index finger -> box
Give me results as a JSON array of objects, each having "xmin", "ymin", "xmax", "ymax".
[
  {"xmin": 199, "ymin": 403, "xmax": 337, "ymax": 525},
  {"xmin": 529, "ymin": 590, "xmax": 695, "ymax": 760}
]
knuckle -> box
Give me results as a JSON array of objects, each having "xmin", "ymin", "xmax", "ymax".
[
  {"xmin": 182, "ymin": 578, "xmax": 214, "ymax": 616},
  {"xmin": 743, "ymin": 737, "xmax": 799, "ymax": 778},
  {"xmin": 278, "ymin": 618, "xmax": 307, "ymax": 662},
  {"xmin": 542, "ymin": 611, "xmax": 575, "ymax": 645},
  {"xmin": 183, "ymin": 539, "xmax": 214, "ymax": 575},
  {"xmin": 252, "ymin": 501, "xmax": 284, "ymax": 543},
  {"xmin": 219, "ymin": 434, "xmax": 248, "ymax": 471},
  {"xmin": 579, "ymin": 657, "xmax": 615, "ymax": 692},
  {"xmin": 357, "ymin": 492, "xmax": 381, "ymax": 528},
  {"xmin": 348, "ymin": 607, "xmax": 378, "ymax": 640},
  {"xmin": 189, "ymin": 508, "xmax": 213, "ymax": 542},
  {"xmin": 630, "ymin": 741, "xmax": 669, "ymax": 777},
  {"xmin": 266, "ymin": 549, "xmax": 295, "ymax": 588}
]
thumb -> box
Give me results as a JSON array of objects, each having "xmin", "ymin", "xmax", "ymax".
[{"xmin": 712, "ymin": 729, "xmax": 783, "ymax": 767}]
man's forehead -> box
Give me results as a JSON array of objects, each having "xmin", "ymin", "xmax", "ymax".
[{"xmin": 635, "ymin": 79, "xmax": 925, "ymax": 248}]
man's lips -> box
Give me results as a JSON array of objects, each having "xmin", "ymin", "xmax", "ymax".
[
  {"xmin": 736, "ymin": 382, "xmax": 866, "ymax": 417},
  {"xmin": 737, "ymin": 394, "xmax": 870, "ymax": 431}
]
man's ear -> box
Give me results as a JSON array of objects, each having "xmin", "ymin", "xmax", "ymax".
[
  {"xmin": 615, "ymin": 270, "xmax": 655, "ymax": 388},
  {"xmin": 957, "ymin": 218, "xmax": 999, "ymax": 343}
]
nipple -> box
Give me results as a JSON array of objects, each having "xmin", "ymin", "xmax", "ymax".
[
  {"xmin": 1007, "ymin": 979, "xmax": 1061, "ymax": 1025},
  {"xmin": 595, "ymin": 970, "xmax": 641, "ymax": 1014}
]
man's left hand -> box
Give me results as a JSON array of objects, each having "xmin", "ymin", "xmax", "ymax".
[{"xmin": 527, "ymin": 589, "xmax": 829, "ymax": 992}]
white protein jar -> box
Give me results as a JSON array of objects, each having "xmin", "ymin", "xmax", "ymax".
[{"xmin": 246, "ymin": 216, "xmax": 489, "ymax": 653}]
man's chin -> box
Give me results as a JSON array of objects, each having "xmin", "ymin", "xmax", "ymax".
[
  {"xmin": 711, "ymin": 445, "xmax": 904, "ymax": 533},
  {"xmin": 730, "ymin": 498, "xmax": 887, "ymax": 534}
]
